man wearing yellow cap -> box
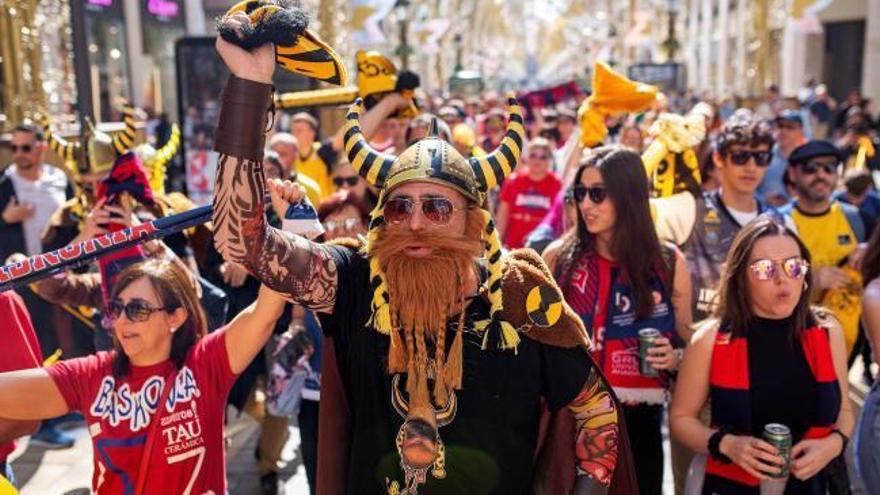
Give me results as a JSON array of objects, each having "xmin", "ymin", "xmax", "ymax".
[{"xmin": 212, "ymin": 9, "xmax": 636, "ymax": 495}]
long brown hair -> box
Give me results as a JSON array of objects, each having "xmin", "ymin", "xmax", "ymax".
[
  {"xmin": 555, "ymin": 146, "xmax": 668, "ymax": 319},
  {"xmin": 715, "ymin": 215, "xmax": 814, "ymax": 336},
  {"xmin": 863, "ymin": 224, "xmax": 880, "ymax": 285},
  {"xmin": 110, "ymin": 259, "xmax": 207, "ymax": 378}
]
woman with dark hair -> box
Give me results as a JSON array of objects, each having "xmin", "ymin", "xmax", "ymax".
[
  {"xmin": 544, "ymin": 146, "xmax": 692, "ymax": 495},
  {"xmin": 671, "ymin": 215, "xmax": 853, "ymax": 494},
  {"xmin": 856, "ymin": 225, "xmax": 880, "ymax": 492},
  {"xmin": 0, "ymin": 258, "xmax": 287, "ymax": 494}
]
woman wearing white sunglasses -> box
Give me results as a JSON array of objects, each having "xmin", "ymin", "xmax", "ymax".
[{"xmin": 671, "ymin": 215, "xmax": 854, "ymax": 494}]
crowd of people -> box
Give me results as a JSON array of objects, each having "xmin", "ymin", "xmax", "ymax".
[{"xmin": 1, "ymin": 7, "xmax": 880, "ymax": 495}]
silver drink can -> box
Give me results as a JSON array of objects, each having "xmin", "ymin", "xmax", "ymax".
[
  {"xmin": 763, "ymin": 423, "xmax": 792, "ymax": 478},
  {"xmin": 638, "ymin": 328, "xmax": 661, "ymax": 377}
]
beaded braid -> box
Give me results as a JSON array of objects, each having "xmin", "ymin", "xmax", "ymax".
[
  {"xmin": 365, "ymin": 209, "xmax": 393, "ymax": 334},
  {"xmin": 475, "ymin": 209, "xmax": 520, "ymax": 351},
  {"xmin": 433, "ymin": 308, "xmax": 448, "ymax": 405}
]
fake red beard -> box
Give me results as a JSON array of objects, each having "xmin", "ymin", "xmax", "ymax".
[{"xmin": 371, "ymin": 223, "xmax": 483, "ymax": 337}]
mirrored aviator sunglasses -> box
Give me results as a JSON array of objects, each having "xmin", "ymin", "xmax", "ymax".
[
  {"xmin": 570, "ymin": 185, "xmax": 607, "ymax": 204},
  {"xmin": 383, "ymin": 197, "xmax": 457, "ymax": 225},
  {"xmin": 748, "ymin": 257, "xmax": 809, "ymax": 281}
]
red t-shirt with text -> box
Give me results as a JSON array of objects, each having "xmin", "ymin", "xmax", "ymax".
[
  {"xmin": 46, "ymin": 330, "xmax": 236, "ymax": 495},
  {"xmin": 0, "ymin": 291, "xmax": 42, "ymax": 460},
  {"xmin": 499, "ymin": 171, "xmax": 562, "ymax": 248}
]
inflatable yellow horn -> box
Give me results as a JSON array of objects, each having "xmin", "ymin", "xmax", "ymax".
[{"xmin": 578, "ymin": 61, "xmax": 659, "ymax": 147}]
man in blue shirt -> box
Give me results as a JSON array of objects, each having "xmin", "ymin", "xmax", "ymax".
[{"xmin": 757, "ymin": 110, "xmax": 807, "ymax": 206}]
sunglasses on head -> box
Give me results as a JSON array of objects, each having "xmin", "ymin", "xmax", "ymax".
[
  {"xmin": 10, "ymin": 144, "xmax": 33, "ymax": 153},
  {"xmin": 383, "ymin": 197, "xmax": 459, "ymax": 225},
  {"xmin": 106, "ymin": 298, "xmax": 170, "ymax": 323},
  {"xmin": 748, "ymin": 256, "xmax": 809, "ymax": 281},
  {"xmin": 799, "ymin": 160, "xmax": 839, "ymax": 175},
  {"xmin": 333, "ymin": 176, "xmax": 360, "ymax": 187},
  {"xmin": 570, "ymin": 184, "xmax": 608, "ymax": 204},
  {"xmin": 727, "ymin": 150, "xmax": 772, "ymax": 167}
]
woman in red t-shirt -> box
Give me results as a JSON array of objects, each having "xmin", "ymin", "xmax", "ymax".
[{"xmin": 0, "ymin": 258, "xmax": 287, "ymax": 494}]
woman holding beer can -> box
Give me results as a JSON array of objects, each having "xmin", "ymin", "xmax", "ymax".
[
  {"xmin": 545, "ymin": 146, "xmax": 692, "ymax": 495},
  {"xmin": 670, "ymin": 215, "xmax": 853, "ymax": 494}
]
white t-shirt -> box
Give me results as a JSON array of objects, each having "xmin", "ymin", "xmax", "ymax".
[
  {"xmin": 726, "ymin": 205, "xmax": 760, "ymax": 228},
  {"xmin": 6, "ymin": 164, "xmax": 68, "ymax": 255}
]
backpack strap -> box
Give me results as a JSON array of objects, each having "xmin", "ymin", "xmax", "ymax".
[{"xmin": 839, "ymin": 201, "xmax": 867, "ymax": 242}]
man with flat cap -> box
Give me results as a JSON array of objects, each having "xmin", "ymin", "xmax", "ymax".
[{"xmin": 781, "ymin": 140, "xmax": 867, "ymax": 358}]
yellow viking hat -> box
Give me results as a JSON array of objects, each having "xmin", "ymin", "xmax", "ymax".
[
  {"xmin": 39, "ymin": 102, "xmax": 180, "ymax": 192},
  {"xmin": 342, "ymin": 96, "xmax": 526, "ymax": 352},
  {"xmin": 38, "ymin": 102, "xmax": 137, "ymax": 177}
]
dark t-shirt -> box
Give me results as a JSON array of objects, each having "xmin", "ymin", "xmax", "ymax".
[{"xmin": 319, "ymin": 245, "xmax": 592, "ymax": 494}]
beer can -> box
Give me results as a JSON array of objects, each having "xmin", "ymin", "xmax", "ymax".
[
  {"xmin": 638, "ymin": 328, "xmax": 661, "ymax": 377},
  {"xmin": 763, "ymin": 423, "xmax": 792, "ymax": 478}
]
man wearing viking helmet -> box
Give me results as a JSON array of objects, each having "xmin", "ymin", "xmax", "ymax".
[
  {"xmin": 213, "ymin": 4, "xmax": 635, "ymax": 494},
  {"xmin": 33, "ymin": 100, "xmax": 228, "ymax": 350}
]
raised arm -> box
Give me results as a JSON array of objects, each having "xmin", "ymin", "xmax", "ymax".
[
  {"xmin": 211, "ymin": 16, "xmax": 337, "ymax": 313},
  {"xmin": 224, "ymin": 284, "xmax": 288, "ymax": 375}
]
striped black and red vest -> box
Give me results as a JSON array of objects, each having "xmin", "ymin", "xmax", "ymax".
[{"xmin": 705, "ymin": 325, "xmax": 841, "ymax": 493}]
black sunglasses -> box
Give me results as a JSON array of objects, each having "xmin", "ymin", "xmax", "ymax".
[
  {"xmin": 383, "ymin": 197, "xmax": 459, "ymax": 225},
  {"xmin": 799, "ymin": 160, "xmax": 839, "ymax": 175},
  {"xmin": 570, "ymin": 185, "xmax": 607, "ymax": 204},
  {"xmin": 727, "ymin": 150, "xmax": 772, "ymax": 167},
  {"xmin": 106, "ymin": 298, "xmax": 170, "ymax": 323},
  {"xmin": 10, "ymin": 144, "xmax": 33, "ymax": 153},
  {"xmin": 333, "ymin": 176, "xmax": 360, "ymax": 187}
]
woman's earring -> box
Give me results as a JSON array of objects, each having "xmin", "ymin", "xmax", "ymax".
[{"xmin": 170, "ymin": 327, "xmax": 177, "ymax": 334}]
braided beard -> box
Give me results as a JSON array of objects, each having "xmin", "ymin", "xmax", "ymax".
[
  {"xmin": 372, "ymin": 225, "xmax": 482, "ymax": 340},
  {"xmin": 370, "ymin": 209, "xmax": 484, "ymax": 409}
]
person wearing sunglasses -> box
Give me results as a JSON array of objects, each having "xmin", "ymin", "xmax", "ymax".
[
  {"xmin": 212, "ymin": 19, "xmax": 637, "ymax": 493},
  {"xmin": 330, "ymin": 159, "xmax": 376, "ymax": 209},
  {"xmin": 671, "ymin": 215, "xmax": 853, "ymax": 494},
  {"xmin": 495, "ymin": 137, "xmax": 562, "ymax": 249},
  {"xmin": 0, "ymin": 258, "xmax": 288, "ymax": 494},
  {"xmin": 756, "ymin": 110, "xmax": 806, "ymax": 207},
  {"xmin": 0, "ymin": 124, "xmax": 71, "ymax": 264},
  {"xmin": 781, "ymin": 140, "xmax": 867, "ymax": 358},
  {"xmin": 544, "ymin": 146, "xmax": 692, "ymax": 495},
  {"xmin": 316, "ymin": 190, "xmax": 370, "ymax": 242}
]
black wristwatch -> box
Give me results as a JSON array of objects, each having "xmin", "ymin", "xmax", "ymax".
[{"xmin": 830, "ymin": 428, "xmax": 849, "ymax": 455}]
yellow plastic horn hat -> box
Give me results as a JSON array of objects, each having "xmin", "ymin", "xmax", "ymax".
[
  {"xmin": 642, "ymin": 102, "xmax": 714, "ymax": 197},
  {"xmin": 341, "ymin": 96, "xmax": 526, "ymax": 352},
  {"xmin": 39, "ymin": 102, "xmax": 180, "ymax": 196},
  {"xmin": 38, "ymin": 102, "xmax": 139, "ymax": 178},
  {"xmin": 577, "ymin": 60, "xmax": 659, "ymax": 148}
]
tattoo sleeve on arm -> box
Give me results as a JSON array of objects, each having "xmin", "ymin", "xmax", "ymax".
[
  {"xmin": 568, "ymin": 369, "xmax": 620, "ymax": 487},
  {"xmin": 213, "ymin": 154, "xmax": 338, "ymax": 312}
]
